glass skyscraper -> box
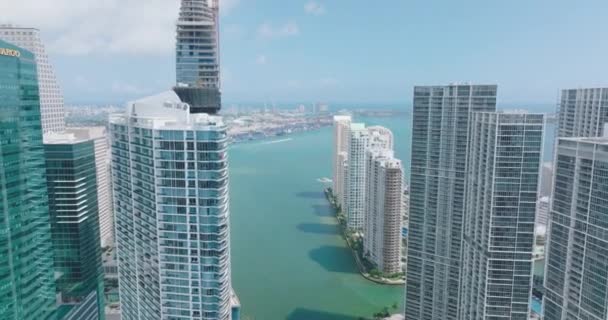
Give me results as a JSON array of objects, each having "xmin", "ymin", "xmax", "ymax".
[
  {"xmin": 0, "ymin": 25, "xmax": 66, "ymax": 133},
  {"xmin": 544, "ymin": 137, "xmax": 608, "ymax": 320},
  {"xmin": 345, "ymin": 123, "xmax": 369, "ymax": 230},
  {"xmin": 558, "ymin": 88, "xmax": 608, "ymax": 138},
  {"xmin": 110, "ymin": 91, "xmax": 239, "ymax": 320},
  {"xmin": 44, "ymin": 133, "xmax": 105, "ymax": 320},
  {"xmin": 405, "ymin": 84, "xmax": 497, "ymax": 320},
  {"xmin": 174, "ymin": 0, "xmax": 221, "ymax": 114},
  {"xmin": 0, "ymin": 39, "xmax": 57, "ymax": 319},
  {"xmin": 460, "ymin": 112, "xmax": 544, "ymax": 319}
]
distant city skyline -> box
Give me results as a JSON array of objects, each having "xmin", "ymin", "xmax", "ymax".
[{"xmin": 3, "ymin": 0, "xmax": 608, "ymax": 105}]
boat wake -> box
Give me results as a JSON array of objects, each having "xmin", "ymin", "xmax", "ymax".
[{"xmin": 259, "ymin": 138, "xmax": 293, "ymax": 145}]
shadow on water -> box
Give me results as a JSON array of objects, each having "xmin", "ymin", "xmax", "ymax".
[
  {"xmin": 312, "ymin": 204, "xmax": 334, "ymax": 217},
  {"xmin": 295, "ymin": 191, "xmax": 326, "ymax": 199},
  {"xmin": 308, "ymin": 246, "xmax": 356, "ymax": 273},
  {"xmin": 286, "ymin": 308, "xmax": 361, "ymax": 320},
  {"xmin": 297, "ymin": 223, "xmax": 339, "ymax": 235}
]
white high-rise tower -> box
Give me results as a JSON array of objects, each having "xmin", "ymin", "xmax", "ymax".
[
  {"xmin": 0, "ymin": 25, "xmax": 65, "ymax": 133},
  {"xmin": 345, "ymin": 123, "xmax": 368, "ymax": 230},
  {"xmin": 364, "ymin": 147, "xmax": 403, "ymax": 275},
  {"xmin": 110, "ymin": 91, "xmax": 239, "ymax": 320},
  {"xmin": 332, "ymin": 115, "xmax": 351, "ymax": 209}
]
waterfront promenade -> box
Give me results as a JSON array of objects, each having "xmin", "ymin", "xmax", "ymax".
[{"xmin": 324, "ymin": 188, "xmax": 405, "ymax": 286}]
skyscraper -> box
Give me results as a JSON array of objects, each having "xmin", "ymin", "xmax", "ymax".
[
  {"xmin": 333, "ymin": 115, "xmax": 351, "ymax": 209},
  {"xmin": 0, "ymin": 39, "xmax": 57, "ymax": 320},
  {"xmin": 364, "ymin": 148, "xmax": 403, "ymax": 274},
  {"xmin": 174, "ymin": 0, "xmax": 222, "ymax": 114},
  {"xmin": 66, "ymin": 127, "xmax": 114, "ymax": 247},
  {"xmin": 0, "ymin": 25, "xmax": 66, "ymax": 133},
  {"xmin": 110, "ymin": 91, "xmax": 239, "ymax": 320},
  {"xmin": 405, "ymin": 84, "xmax": 497, "ymax": 320},
  {"xmin": 44, "ymin": 133, "xmax": 105, "ymax": 320},
  {"xmin": 345, "ymin": 123, "xmax": 368, "ymax": 230},
  {"xmin": 544, "ymin": 136, "xmax": 608, "ymax": 320},
  {"xmin": 459, "ymin": 112, "xmax": 544, "ymax": 320},
  {"xmin": 367, "ymin": 126, "xmax": 394, "ymax": 150},
  {"xmin": 536, "ymin": 196, "xmax": 550, "ymax": 227},
  {"xmin": 557, "ymin": 88, "xmax": 608, "ymax": 138}
]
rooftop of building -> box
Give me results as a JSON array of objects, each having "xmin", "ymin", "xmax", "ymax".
[
  {"xmin": 109, "ymin": 91, "xmax": 224, "ymax": 129},
  {"xmin": 65, "ymin": 127, "xmax": 106, "ymax": 140},
  {"xmin": 350, "ymin": 122, "xmax": 365, "ymax": 130},
  {"xmin": 43, "ymin": 131, "xmax": 90, "ymax": 144},
  {"xmin": 0, "ymin": 24, "xmax": 39, "ymax": 31}
]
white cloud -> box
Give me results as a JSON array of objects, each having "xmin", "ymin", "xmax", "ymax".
[
  {"xmin": 304, "ymin": 1, "xmax": 326, "ymax": 16},
  {"xmin": 256, "ymin": 54, "xmax": 268, "ymax": 65},
  {"xmin": 2, "ymin": 0, "xmax": 239, "ymax": 56},
  {"xmin": 257, "ymin": 22, "xmax": 300, "ymax": 39}
]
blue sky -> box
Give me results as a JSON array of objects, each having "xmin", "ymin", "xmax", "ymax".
[{"xmin": 5, "ymin": 0, "xmax": 608, "ymax": 107}]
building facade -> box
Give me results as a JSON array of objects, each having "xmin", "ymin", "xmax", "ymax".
[
  {"xmin": 345, "ymin": 123, "xmax": 368, "ymax": 230},
  {"xmin": 175, "ymin": 0, "xmax": 221, "ymax": 114},
  {"xmin": 544, "ymin": 137, "xmax": 608, "ymax": 320},
  {"xmin": 459, "ymin": 112, "xmax": 544, "ymax": 320},
  {"xmin": 44, "ymin": 133, "xmax": 105, "ymax": 320},
  {"xmin": 367, "ymin": 126, "xmax": 394, "ymax": 150},
  {"xmin": 536, "ymin": 196, "xmax": 550, "ymax": 227},
  {"xmin": 364, "ymin": 149, "xmax": 403, "ymax": 274},
  {"xmin": 332, "ymin": 115, "xmax": 351, "ymax": 209},
  {"xmin": 0, "ymin": 25, "xmax": 66, "ymax": 133},
  {"xmin": 0, "ymin": 40, "xmax": 57, "ymax": 320},
  {"xmin": 558, "ymin": 88, "xmax": 608, "ymax": 138},
  {"xmin": 67, "ymin": 127, "xmax": 114, "ymax": 247},
  {"xmin": 110, "ymin": 91, "xmax": 239, "ymax": 320},
  {"xmin": 405, "ymin": 84, "xmax": 497, "ymax": 320}
]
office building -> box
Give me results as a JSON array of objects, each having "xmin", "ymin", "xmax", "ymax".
[
  {"xmin": 544, "ymin": 136, "xmax": 608, "ymax": 320},
  {"xmin": 174, "ymin": 0, "xmax": 222, "ymax": 114},
  {"xmin": 333, "ymin": 115, "xmax": 351, "ymax": 209},
  {"xmin": 459, "ymin": 112, "xmax": 544, "ymax": 320},
  {"xmin": 557, "ymin": 88, "xmax": 608, "ymax": 138},
  {"xmin": 536, "ymin": 196, "xmax": 550, "ymax": 227},
  {"xmin": 345, "ymin": 123, "xmax": 369, "ymax": 230},
  {"xmin": 0, "ymin": 25, "xmax": 65, "ymax": 133},
  {"xmin": 0, "ymin": 39, "xmax": 57, "ymax": 320},
  {"xmin": 364, "ymin": 148, "xmax": 404, "ymax": 274},
  {"xmin": 405, "ymin": 84, "xmax": 497, "ymax": 320},
  {"xmin": 67, "ymin": 127, "xmax": 114, "ymax": 247},
  {"xmin": 44, "ymin": 133, "xmax": 105, "ymax": 320},
  {"xmin": 539, "ymin": 162, "xmax": 554, "ymax": 198},
  {"xmin": 110, "ymin": 91, "xmax": 239, "ymax": 320}
]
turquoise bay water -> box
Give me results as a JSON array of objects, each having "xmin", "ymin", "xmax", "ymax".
[
  {"xmin": 229, "ymin": 114, "xmax": 552, "ymax": 319},
  {"xmin": 229, "ymin": 116, "xmax": 409, "ymax": 320}
]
